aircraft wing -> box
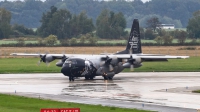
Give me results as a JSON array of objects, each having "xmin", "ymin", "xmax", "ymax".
[
  {"xmin": 11, "ymin": 53, "xmax": 65, "ymax": 58},
  {"xmin": 113, "ymin": 54, "xmax": 189, "ymax": 61}
]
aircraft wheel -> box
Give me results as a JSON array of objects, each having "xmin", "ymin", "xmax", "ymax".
[
  {"xmin": 108, "ymin": 76, "xmax": 113, "ymax": 80},
  {"xmin": 103, "ymin": 76, "xmax": 108, "ymax": 80},
  {"xmin": 85, "ymin": 76, "xmax": 89, "ymax": 80},
  {"xmin": 71, "ymin": 77, "xmax": 74, "ymax": 81},
  {"xmin": 89, "ymin": 76, "xmax": 94, "ymax": 80},
  {"xmin": 69, "ymin": 77, "xmax": 72, "ymax": 81}
]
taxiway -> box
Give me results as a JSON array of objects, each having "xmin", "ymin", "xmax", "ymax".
[{"xmin": 0, "ymin": 72, "xmax": 199, "ymax": 112}]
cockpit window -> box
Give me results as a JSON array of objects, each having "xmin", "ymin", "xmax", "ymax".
[
  {"xmin": 65, "ymin": 60, "xmax": 71, "ymax": 64},
  {"xmin": 65, "ymin": 60, "xmax": 77, "ymax": 64},
  {"xmin": 71, "ymin": 60, "xmax": 77, "ymax": 64}
]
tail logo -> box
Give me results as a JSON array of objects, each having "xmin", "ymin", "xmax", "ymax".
[{"xmin": 129, "ymin": 30, "xmax": 139, "ymax": 49}]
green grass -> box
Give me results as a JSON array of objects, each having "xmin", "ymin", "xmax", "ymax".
[
  {"xmin": 0, "ymin": 40, "xmax": 37, "ymax": 44},
  {"xmin": 0, "ymin": 94, "xmax": 151, "ymax": 112},
  {"xmin": 0, "ymin": 58, "xmax": 61, "ymax": 74},
  {"xmin": 0, "ymin": 57, "xmax": 200, "ymax": 73},
  {"xmin": 124, "ymin": 57, "xmax": 200, "ymax": 72},
  {"xmin": 192, "ymin": 90, "xmax": 200, "ymax": 93}
]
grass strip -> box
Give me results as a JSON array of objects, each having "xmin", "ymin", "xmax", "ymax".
[
  {"xmin": 192, "ymin": 90, "xmax": 200, "ymax": 93},
  {"xmin": 0, "ymin": 94, "xmax": 151, "ymax": 112},
  {"xmin": 0, "ymin": 57, "xmax": 200, "ymax": 74}
]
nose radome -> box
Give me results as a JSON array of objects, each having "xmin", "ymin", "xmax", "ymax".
[{"xmin": 61, "ymin": 65, "xmax": 69, "ymax": 76}]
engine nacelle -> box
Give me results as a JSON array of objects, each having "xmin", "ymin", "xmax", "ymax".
[
  {"xmin": 123, "ymin": 57, "xmax": 142, "ymax": 68},
  {"xmin": 56, "ymin": 60, "xmax": 64, "ymax": 67},
  {"xmin": 45, "ymin": 54, "xmax": 54, "ymax": 63},
  {"xmin": 110, "ymin": 56, "xmax": 119, "ymax": 66},
  {"xmin": 133, "ymin": 57, "xmax": 142, "ymax": 64},
  {"xmin": 40, "ymin": 54, "xmax": 55, "ymax": 63}
]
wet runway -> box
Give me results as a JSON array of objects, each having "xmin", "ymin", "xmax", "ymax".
[{"xmin": 0, "ymin": 72, "xmax": 199, "ymax": 112}]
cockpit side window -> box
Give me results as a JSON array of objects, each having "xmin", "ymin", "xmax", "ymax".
[
  {"xmin": 65, "ymin": 60, "xmax": 77, "ymax": 64},
  {"xmin": 65, "ymin": 60, "xmax": 71, "ymax": 64},
  {"xmin": 71, "ymin": 60, "xmax": 77, "ymax": 64}
]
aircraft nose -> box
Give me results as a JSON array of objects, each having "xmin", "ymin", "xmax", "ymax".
[{"xmin": 61, "ymin": 65, "xmax": 70, "ymax": 76}]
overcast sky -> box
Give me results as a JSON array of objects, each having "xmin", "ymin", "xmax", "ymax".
[{"xmin": 0, "ymin": 0, "xmax": 151, "ymax": 3}]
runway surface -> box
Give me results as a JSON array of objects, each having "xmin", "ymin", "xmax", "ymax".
[{"xmin": 0, "ymin": 72, "xmax": 199, "ymax": 112}]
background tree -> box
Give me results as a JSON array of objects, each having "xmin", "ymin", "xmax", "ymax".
[
  {"xmin": 44, "ymin": 34, "xmax": 58, "ymax": 46},
  {"xmin": 69, "ymin": 37, "xmax": 77, "ymax": 45},
  {"xmin": 1, "ymin": 0, "xmax": 200, "ymax": 28},
  {"xmin": 0, "ymin": 8, "xmax": 11, "ymax": 39},
  {"xmin": 37, "ymin": 6, "xmax": 72, "ymax": 39},
  {"xmin": 187, "ymin": 10, "xmax": 200, "ymax": 38},
  {"xmin": 144, "ymin": 29, "xmax": 155, "ymax": 40},
  {"xmin": 154, "ymin": 36, "xmax": 163, "ymax": 45},
  {"xmin": 163, "ymin": 35, "xmax": 173, "ymax": 44},
  {"xmin": 59, "ymin": 38, "xmax": 69, "ymax": 46},
  {"xmin": 96, "ymin": 9, "xmax": 127, "ymax": 39},
  {"xmin": 79, "ymin": 35, "xmax": 87, "ymax": 44},
  {"xmin": 70, "ymin": 11, "xmax": 95, "ymax": 37},
  {"xmin": 146, "ymin": 17, "xmax": 161, "ymax": 32},
  {"xmin": 16, "ymin": 37, "xmax": 25, "ymax": 46},
  {"xmin": 11, "ymin": 24, "xmax": 35, "ymax": 36},
  {"xmin": 176, "ymin": 30, "xmax": 187, "ymax": 44}
]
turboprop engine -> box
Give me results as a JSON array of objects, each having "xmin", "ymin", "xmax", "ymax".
[
  {"xmin": 38, "ymin": 54, "xmax": 55, "ymax": 65},
  {"xmin": 123, "ymin": 57, "xmax": 142, "ymax": 70},
  {"xmin": 56, "ymin": 55, "xmax": 68, "ymax": 67}
]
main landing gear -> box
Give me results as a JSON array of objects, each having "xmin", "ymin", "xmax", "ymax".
[
  {"xmin": 103, "ymin": 75, "xmax": 113, "ymax": 80},
  {"xmin": 85, "ymin": 76, "xmax": 94, "ymax": 80},
  {"xmin": 69, "ymin": 76, "xmax": 74, "ymax": 81}
]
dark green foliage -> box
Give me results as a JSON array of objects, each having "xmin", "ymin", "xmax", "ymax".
[
  {"xmin": 96, "ymin": 9, "xmax": 127, "ymax": 39},
  {"xmin": 37, "ymin": 6, "xmax": 94, "ymax": 39},
  {"xmin": 1, "ymin": 0, "xmax": 199, "ymax": 28},
  {"xmin": 144, "ymin": 29, "xmax": 156, "ymax": 40},
  {"xmin": 11, "ymin": 24, "xmax": 35, "ymax": 37},
  {"xmin": 176, "ymin": 30, "xmax": 188, "ymax": 44},
  {"xmin": 187, "ymin": 10, "xmax": 200, "ymax": 38},
  {"xmin": 146, "ymin": 17, "xmax": 161, "ymax": 32},
  {"xmin": 0, "ymin": 8, "xmax": 11, "ymax": 39}
]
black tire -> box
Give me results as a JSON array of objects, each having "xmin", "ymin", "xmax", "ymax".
[
  {"xmin": 103, "ymin": 76, "xmax": 108, "ymax": 80},
  {"xmin": 85, "ymin": 76, "xmax": 89, "ymax": 80},
  {"xmin": 108, "ymin": 76, "xmax": 113, "ymax": 80},
  {"xmin": 69, "ymin": 77, "xmax": 72, "ymax": 81},
  {"xmin": 89, "ymin": 76, "xmax": 94, "ymax": 80}
]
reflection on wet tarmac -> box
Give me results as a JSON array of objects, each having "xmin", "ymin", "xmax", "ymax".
[{"xmin": 63, "ymin": 83, "xmax": 123, "ymax": 92}]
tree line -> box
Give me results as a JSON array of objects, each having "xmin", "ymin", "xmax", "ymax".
[
  {"xmin": 0, "ymin": 0, "xmax": 200, "ymax": 28},
  {"xmin": 0, "ymin": 6, "xmax": 200, "ymax": 46}
]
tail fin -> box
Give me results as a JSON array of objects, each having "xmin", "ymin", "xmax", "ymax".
[{"xmin": 116, "ymin": 19, "xmax": 142, "ymax": 54}]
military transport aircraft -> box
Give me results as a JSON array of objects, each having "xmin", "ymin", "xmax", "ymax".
[{"xmin": 11, "ymin": 19, "xmax": 189, "ymax": 81}]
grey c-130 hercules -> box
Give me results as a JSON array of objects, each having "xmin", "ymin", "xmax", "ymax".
[{"xmin": 11, "ymin": 19, "xmax": 189, "ymax": 81}]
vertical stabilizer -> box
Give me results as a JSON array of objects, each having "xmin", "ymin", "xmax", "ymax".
[{"xmin": 116, "ymin": 19, "xmax": 142, "ymax": 54}]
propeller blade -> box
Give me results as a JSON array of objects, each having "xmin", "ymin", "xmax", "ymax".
[
  {"xmin": 46, "ymin": 62, "xmax": 50, "ymax": 67},
  {"xmin": 130, "ymin": 64, "xmax": 134, "ymax": 71},
  {"xmin": 109, "ymin": 64, "xmax": 114, "ymax": 71},
  {"xmin": 37, "ymin": 60, "xmax": 41, "ymax": 66}
]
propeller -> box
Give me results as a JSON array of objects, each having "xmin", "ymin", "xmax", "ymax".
[
  {"xmin": 37, "ymin": 53, "xmax": 54, "ymax": 66},
  {"xmin": 61, "ymin": 54, "xmax": 68, "ymax": 62},
  {"xmin": 37, "ymin": 54, "xmax": 47, "ymax": 66},
  {"xmin": 104, "ymin": 56, "xmax": 114, "ymax": 71}
]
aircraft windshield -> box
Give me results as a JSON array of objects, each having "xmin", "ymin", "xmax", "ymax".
[{"xmin": 65, "ymin": 60, "xmax": 77, "ymax": 64}]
